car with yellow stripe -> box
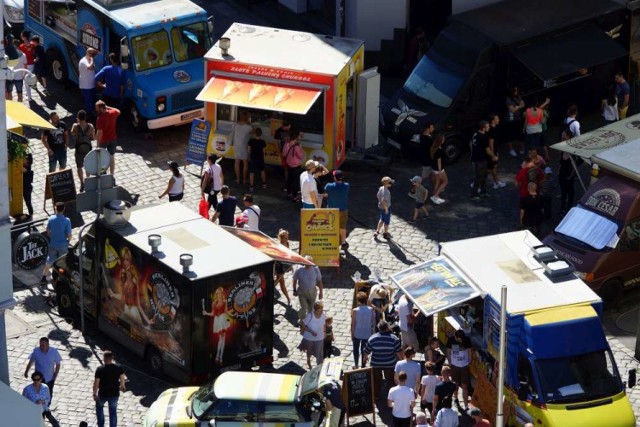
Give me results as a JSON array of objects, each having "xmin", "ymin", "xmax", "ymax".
[{"xmin": 143, "ymin": 358, "xmax": 344, "ymax": 427}]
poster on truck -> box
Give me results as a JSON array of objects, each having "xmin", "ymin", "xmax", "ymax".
[
  {"xmin": 100, "ymin": 237, "xmax": 189, "ymax": 366},
  {"xmin": 195, "ymin": 265, "xmax": 274, "ymax": 370},
  {"xmin": 391, "ymin": 257, "xmax": 480, "ymax": 317}
]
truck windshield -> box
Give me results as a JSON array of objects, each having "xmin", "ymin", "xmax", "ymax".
[
  {"xmin": 555, "ymin": 206, "xmax": 619, "ymax": 250},
  {"xmin": 171, "ymin": 22, "xmax": 211, "ymax": 62},
  {"xmin": 132, "ymin": 30, "xmax": 173, "ymax": 71},
  {"xmin": 191, "ymin": 383, "xmax": 216, "ymax": 419},
  {"xmin": 535, "ymin": 350, "xmax": 623, "ymax": 404},
  {"xmin": 403, "ymin": 56, "xmax": 465, "ymax": 108}
]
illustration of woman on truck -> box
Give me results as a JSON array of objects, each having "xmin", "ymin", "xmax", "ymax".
[
  {"xmin": 107, "ymin": 246, "xmax": 152, "ymax": 327},
  {"xmin": 202, "ymin": 287, "xmax": 232, "ymax": 365}
]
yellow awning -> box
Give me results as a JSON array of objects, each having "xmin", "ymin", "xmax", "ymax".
[
  {"xmin": 197, "ymin": 75, "xmax": 321, "ymax": 115},
  {"xmin": 6, "ymin": 100, "xmax": 55, "ymax": 129}
]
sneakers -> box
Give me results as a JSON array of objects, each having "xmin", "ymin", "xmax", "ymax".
[
  {"xmin": 383, "ymin": 232, "xmax": 391, "ymax": 239},
  {"xmin": 470, "ymin": 195, "xmax": 481, "ymax": 201},
  {"xmin": 431, "ymin": 195, "xmax": 445, "ymax": 205},
  {"xmin": 493, "ymin": 181, "xmax": 506, "ymax": 189},
  {"xmin": 509, "ymin": 149, "xmax": 517, "ymax": 157}
]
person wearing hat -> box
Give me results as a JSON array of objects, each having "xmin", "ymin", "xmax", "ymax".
[
  {"xmin": 324, "ymin": 170, "xmax": 350, "ymax": 250},
  {"xmin": 468, "ymin": 407, "xmax": 491, "ymax": 426},
  {"xmin": 159, "ymin": 161, "xmax": 185, "ymax": 202},
  {"xmin": 300, "ymin": 159, "xmax": 329, "ymax": 209},
  {"xmin": 409, "ymin": 176, "xmax": 429, "ymax": 223},
  {"xmin": 375, "ymin": 176, "xmax": 394, "ymax": 239}
]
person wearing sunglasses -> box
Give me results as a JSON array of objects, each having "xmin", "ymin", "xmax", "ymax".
[{"xmin": 22, "ymin": 371, "xmax": 61, "ymax": 427}]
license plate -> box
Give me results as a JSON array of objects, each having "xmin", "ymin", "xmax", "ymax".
[
  {"xmin": 386, "ymin": 138, "xmax": 401, "ymax": 149},
  {"xmin": 180, "ymin": 111, "xmax": 202, "ymax": 121}
]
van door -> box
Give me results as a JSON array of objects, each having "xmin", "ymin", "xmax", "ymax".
[
  {"xmin": 617, "ymin": 217, "xmax": 640, "ymax": 289},
  {"xmin": 459, "ymin": 70, "xmax": 492, "ymax": 129}
]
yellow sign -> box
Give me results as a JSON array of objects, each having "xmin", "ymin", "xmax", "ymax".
[{"xmin": 300, "ymin": 208, "xmax": 340, "ymax": 267}]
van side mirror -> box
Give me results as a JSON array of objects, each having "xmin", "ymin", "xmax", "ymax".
[
  {"xmin": 628, "ymin": 369, "xmax": 636, "ymax": 388},
  {"xmin": 517, "ymin": 382, "xmax": 530, "ymax": 401},
  {"xmin": 209, "ymin": 420, "xmax": 216, "ymax": 427},
  {"xmin": 120, "ymin": 37, "xmax": 130, "ymax": 70},
  {"xmin": 207, "ymin": 16, "xmax": 214, "ymax": 44}
]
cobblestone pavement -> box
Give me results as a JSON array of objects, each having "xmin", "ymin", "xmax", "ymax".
[{"xmin": 6, "ymin": 57, "xmax": 640, "ymax": 427}]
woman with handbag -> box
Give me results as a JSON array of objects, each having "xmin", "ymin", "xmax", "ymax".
[
  {"xmin": 282, "ymin": 129, "xmax": 304, "ymax": 201},
  {"xmin": 298, "ymin": 301, "xmax": 326, "ymax": 369}
]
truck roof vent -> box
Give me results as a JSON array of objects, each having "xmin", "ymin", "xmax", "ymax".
[
  {"xmin": 180, "ymin": 253, "xmax": 193, "ymax": 275},
  {"xmin": 149, "ymin": 234, "xmax": 162, "ymax": 254}
]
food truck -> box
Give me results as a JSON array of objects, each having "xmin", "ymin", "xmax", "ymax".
[
  {"xmin": 391, "ymin": 230, "xmax": 635, "ymax": 426},
  {"xmin": 197, "ymin": 23, "xmax": 379, "ymax": 170},
  {"xmin": 545, "ymin": 133, "xmax": 640, "ymax": 303},
  {"xmin": 52, "ymin": 202, "xmax": 312, "ymax": 383},
  {"xmin": 24, "ymin": 0, "xmax": 212, "ymax": 130}
]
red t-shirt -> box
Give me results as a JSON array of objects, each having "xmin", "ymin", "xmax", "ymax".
[
  {"xmin": 19, "ymin": 42, "xmax": 35, "ymax": 65},
  {"xmin": 515, "ymin": 166, "xmax": 543, "ymax": 197},
  {"xmin": 96, "ymin": 108, "xmax": 120, "ymax": 144},
  {"xmin": 473, "ymin": 420, "xmax": 492, "ymax": 427}
]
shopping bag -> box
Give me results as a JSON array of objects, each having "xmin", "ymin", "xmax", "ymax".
[{"xmin": 198, "ymin": 196, "xmax": 209, "ymax": 218}]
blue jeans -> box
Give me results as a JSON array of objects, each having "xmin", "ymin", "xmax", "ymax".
[
  {"xmin": 48, "ymin": 149, "xmax": 67, "ymax": 172},
  {"xmin": 302, "ymin": 202, "xmax": 315, "ymax": 209},
  {"xmin": 96, "ymin": 396, "xmax": 118, "ymax": 427},
  {"xmin": 352, "ymin": 338, "xmax": 368, "ymax": 367},
  {"xmin": 81, "ymin": 88, "xmax": 96, "ymax": 117}
]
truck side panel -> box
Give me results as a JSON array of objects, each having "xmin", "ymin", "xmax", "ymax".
[
  {"xmin": 191, "ymin": 262, "xmax": 275, "ymax": 380},
  {"xmin": 97, "ymin": 226, "xmax": 192, "ymax": 379}
]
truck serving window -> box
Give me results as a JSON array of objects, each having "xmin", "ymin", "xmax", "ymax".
[
  {"xmin": 132, "ymin": 31, "xmax": 172, "ymax": 71},
  {"xmin": 171, "ymin": 23, "xmax": 211, "ymax": 62},
  {"xmin": 535, "ymin": 350, "xmax": 622, "ymax": 403},
  {"xmin": 403, "ymin": 57, "xmax": 465, "ymax": 108}
]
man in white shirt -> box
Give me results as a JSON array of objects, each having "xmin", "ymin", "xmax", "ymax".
[
  {"xmin": 241, "ymin": 194, "xmax": 261, "ymax": 231},
  {"xmin": 388, "ymin": 371, "xmax": 416, "ymax": 427},
  {"xmin": 433, "ymin": 398, "xmax": 458, "ymax": 427},
  {"xmin": 7, "ymin": 41, "xmax": 27, "ymax": 102},
  {"xmin": 564, "ymin": 105, "xmax": 580, "ymax": 137},
  {"xmin": 79, "ymin": 48, "xmax": 97, "ymax": 118},
  {"xmin": 300, "ymin": 160, "xmax": 328, "ymax": 209}
]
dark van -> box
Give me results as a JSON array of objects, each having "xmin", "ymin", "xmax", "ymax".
[
  {"xmin": 380, "ymin": 0, "xmax": 628, "ymax": 163},
  {"xmin": 545, "ymin": 140, "xmax": 640, "ymax": 302}
]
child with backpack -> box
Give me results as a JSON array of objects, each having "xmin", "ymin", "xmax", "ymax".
[{"xmin": 71, "ymin": 110, "xmax": 95, "ymax": 192}]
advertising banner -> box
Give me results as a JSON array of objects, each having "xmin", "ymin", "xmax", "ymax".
[
  {"xmin": 391, "ymin": 257, "xmax": 480, "ymax": 317},
  {"xmin": 300, "ymin": 208, "xmax": 340, "ymax": 267},
  {"xmin": 186, "ymin": 119, "xmax": 211, "ymax": 165},
  {"xmin": 222, "ymin": 227, "xmax": 315, "ymax": 266}
]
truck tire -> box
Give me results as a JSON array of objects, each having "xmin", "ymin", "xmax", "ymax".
[
  {"xmin": 55, "ymin": 282, "xmax": 75, "ymax": 318},
  {"xmin": 442, "ymin": 137, "xmax": 462, "ymax": 165},
  {"xmin": 129, "ymin": 103, "xmax": 148, "ymax": 132},
  {"xmin": 145, "ymin": 346, "xmax": 163, "ymax": 375},
  {"xmin": 600, "ymin": 278, "xmax": 623, "ymax": 307},
  {"xmin": 46, "ymin": 49, "xmax": 68, "ymax": 84}
]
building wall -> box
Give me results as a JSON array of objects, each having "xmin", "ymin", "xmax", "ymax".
[{"xmin": 344, "ymin": 0, "xmax": 408, "ymax": 51}]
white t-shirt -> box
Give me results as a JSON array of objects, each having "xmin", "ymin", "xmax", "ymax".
[
  {"xmin": 300, "ymin": 171, "xmax": 318, "ymax": 205},
  {"xmin": 209, "ymin": 163, "xmax": 223, "ymax": 192},
  {"xmin": 564, "ymin": 117, "xmax": 581, "ymax": 137},
  {"xmin": 78, "ymin": 56, "xmax": 95, "ymax": 89},
  {"xmin": 434, "ymin": 407, "xmax": 459, "ymax": 427},
  {"xmin": 397, "ymin": 296, "xmax": 412, "ymax": 332},
  {"xmin": 13, "ymin": 52, "xmax": 27, "ymax": 80},
  {"xmin": 388, "ymin": 385, "xmax": 414, "ymax": 418},
  {"xmin": 302, "ymin": 312, "xmax": 325, "ymax": 342},
  {"xmin": 241, "ymin": 205, "xmax": 261, "ymax": 231},
  {"xmin": 420, "ymin": 374, "xmax": 438, "ymax": 403}
]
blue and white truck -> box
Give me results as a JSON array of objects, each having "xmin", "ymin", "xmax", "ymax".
[{"xmin": 24, "ymin": 0, "xmax": 212, "ymax": 130}]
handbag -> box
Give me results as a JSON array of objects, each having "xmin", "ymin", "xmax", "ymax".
[{"xmin": 198, "ymin": 196, "xmax": 209, "ymax": 218}]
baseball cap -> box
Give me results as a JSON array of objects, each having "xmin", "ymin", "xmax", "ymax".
[
  {"xmin": 544, "ymin": 166, "xmax": 553, "ymax": 174},
  {"xmin": 468, "ymin": 407, "xmax": 482, "ymax": 416},
  {"xmin": 381, "ymin": 176, "xmax": 395, "ymax": 184},
  {"xmin": 333, "ymin": 170, "xmax": 344, "ymax": 179},
  {"xmin": 305, "ymin": 160, "xmax": 319, "ymax": 169},
  {"xmin": 410, "ymin": 176, "xmax": 422, "ymax": 184}
]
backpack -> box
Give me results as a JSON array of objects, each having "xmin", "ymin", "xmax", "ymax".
[
  {"xmin": 560, "ymin": 119, "xmax": 576, "ymax": 139},
  {"xmin": 76, "ymin": 124, "xmax": 93, "ymax": 155}
]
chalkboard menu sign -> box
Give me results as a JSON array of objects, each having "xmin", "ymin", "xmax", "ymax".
[
  {"xmin": 343, "ymin": 368, "xmax": 375, "ymax": 422},
  {"xmin": 45, "ymin": 169, "xmax": 76, "ymax": 205}
]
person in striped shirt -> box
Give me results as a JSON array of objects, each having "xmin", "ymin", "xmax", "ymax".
[{"xmin": 363, "ymin": 320, "xmax": 403, "ymax": 400}]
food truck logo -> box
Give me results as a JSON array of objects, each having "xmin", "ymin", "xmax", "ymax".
[
  {"xmin": 305, "ymin": 211, "xmax": 336, "ymax": 231},
  {"xmin": 625, "ymin": 120, "xmax": 640, "ymax": 131},
  {"xmin": 566, "ymin": 129, "xmax": 625, "ymax": 151},
  {"xmin": 146, "ymin": 272, "xmax": 180, "ymax": 327},
  {"xmin": 14, "ymin": 232, "xmax": 49, "ymax": 270},
  {"xmin": 227, "ymin": 271, "xmax": 265, "ymax": 324},
  {"xmin": 390, "ymin": 99, "xmax": 426, "ymax": 132},
  {"xmin": 80, "ymin": 24, "xmax": 101, "ymax": 51},
  {"xmin": 173, "ymin": 70, "xmax": 191, "ymax": 83},
  {"xmin": 585, "ymin": 188, "xmax": 621, "ymax": 216}
]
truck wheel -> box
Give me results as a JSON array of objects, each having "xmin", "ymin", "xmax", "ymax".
[
  {"xmin": 145, "ymin": 346, "xmax": 163, "ymax": 375},
  {"xmin": 46, "ymin": 50, "xmax": 68, "ymax": 84},
  {"xmin": 129, "ymin": 103, "xmax": 148, "ymax": 132},
  {"xmin": 56, "ymin": 283, "xmax": 75, "ymax": 318},
  {"xmin": 442, "ymin": 137, "xmax": 462, "ymax": 165},
  {"xmin": 600, "ymin": 279, "xmax": 623, "ymax": 307}
]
